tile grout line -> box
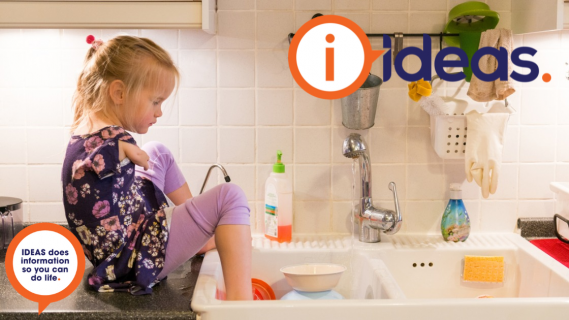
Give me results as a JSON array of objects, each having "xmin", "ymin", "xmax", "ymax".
[
  {"xmin": 330, "ymin": 1, "xmax": 335, "ymax": 234},
  {"xmin": 291, "ymin": 0, "xmax": 297, "ymax": 233},
  {"xmin": 216, "ymin": 11, "xmax": 221, "ymax": 186},
  {"xmin": 254, "ymin": 0, "xmax": 258, "ymax": 232}
]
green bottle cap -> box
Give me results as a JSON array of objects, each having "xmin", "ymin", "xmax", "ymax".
[{"xmin": 273, "ymin": 150, "xmax": 285, "ymax": 173}]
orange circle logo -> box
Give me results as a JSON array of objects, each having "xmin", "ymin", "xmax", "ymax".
[
  {"xmin": 288, "ymin": 15, "xmax": 385, "ymax": 100},
  {"xmin": 5, "ymin": 223, "xmax": 85, "ymax": 314},
  {"xmin": 542, "ymin": 73, "xmax": 551, "ymax": 82}
]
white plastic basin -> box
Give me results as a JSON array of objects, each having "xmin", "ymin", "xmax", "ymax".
[{"xmin": 191, "ymin": 233, "xmax": 569, "ymax": 320}]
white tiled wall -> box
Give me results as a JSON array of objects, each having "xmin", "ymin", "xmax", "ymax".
[{"xmin": 0, "ymin": 0, "xmax": 567, "ymax": 236}]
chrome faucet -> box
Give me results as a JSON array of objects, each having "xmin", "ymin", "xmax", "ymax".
[
  {"xmin": 200, "ymin": 164, "xmax": 231, "ymax": 194},
  {"xmin": 342, "ymin": 133, "xmax": 403, "ymax": 243}
]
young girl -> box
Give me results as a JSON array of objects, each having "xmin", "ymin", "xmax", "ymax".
[{"xmin": 61, "ymin": 35, "xmax": 253, "ymax": 299}]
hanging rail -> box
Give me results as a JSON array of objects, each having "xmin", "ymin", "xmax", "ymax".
[
  {"xmin": 288, "ymin": 32, "xmax": 459, "ymax": 51},
  {"xmin": 287, "ymin": 13, "xmax": 460, "ymax": 51}
]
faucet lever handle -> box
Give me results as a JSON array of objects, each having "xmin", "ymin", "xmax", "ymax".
[{"xmin": 384, "ymin": 182, "xmax": 403, "ymax": 235}]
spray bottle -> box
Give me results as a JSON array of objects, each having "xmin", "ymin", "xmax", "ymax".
[{"xmin": 441, "ymin": 183, "xmax": 471, "ymax": 242}]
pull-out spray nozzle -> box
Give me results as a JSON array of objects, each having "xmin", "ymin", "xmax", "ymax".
[{"xmin": 342, "ymin": 133, "xmax": 367, "ymax": 159}]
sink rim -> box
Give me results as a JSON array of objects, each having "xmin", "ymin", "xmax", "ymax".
[{"xmin": 191, "ymin": 233, "xmax": 569, "ymax": 316}]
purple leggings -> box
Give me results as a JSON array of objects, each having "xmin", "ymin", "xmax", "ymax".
[{"xmin": 134, "ymin": 141, "xmax": 250, "ymax": 280}]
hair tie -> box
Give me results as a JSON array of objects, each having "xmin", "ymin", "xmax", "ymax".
[{"xmin": 86, "ymin": 35, "xmax": 104, "ymax": 51}]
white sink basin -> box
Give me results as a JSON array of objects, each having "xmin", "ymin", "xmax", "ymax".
[
  {"xmin": 191, "ymin": 234, "xmax": 569, "ymax": 320},
  {"xmin": 372, "ymin": 234, "xmax": 569, "ymax": 299}
]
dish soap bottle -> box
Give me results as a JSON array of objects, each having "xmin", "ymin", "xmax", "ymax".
[
  {"xmin": 441, "ymin": 183, "xmax": 470, "ymax": 242},
  {"xmin": 264, "ymin": 150, "xmax": 292, "ymax": 243}
]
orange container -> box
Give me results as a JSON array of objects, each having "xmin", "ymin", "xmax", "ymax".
[
  {"xmin": 216, "ymin": 278, "xmax": 275, "ymax": 300},
  {"xmin": 252, "ymin": 278, "xmax": 276, "ymax": 300}
]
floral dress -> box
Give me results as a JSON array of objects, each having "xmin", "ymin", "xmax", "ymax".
[{"xmin": 61, "ymin": 125, "xmax": 170, "ymax": 295}]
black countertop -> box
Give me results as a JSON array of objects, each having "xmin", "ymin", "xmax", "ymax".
[{"xmin": 0, "ymin": 223, "xmax": 201, "ymax": 320}]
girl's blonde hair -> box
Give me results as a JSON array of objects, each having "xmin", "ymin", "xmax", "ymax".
[{"xmin": 71, "ymin": 35, "xmax": 180, "ymax": 134}]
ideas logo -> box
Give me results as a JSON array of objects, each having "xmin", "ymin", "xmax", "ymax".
[{"xmin": 288, "ymin": 15, "xmax": 546, "ymax": 100}]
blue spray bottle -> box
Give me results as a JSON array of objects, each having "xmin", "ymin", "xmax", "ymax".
[{"xmin": 441, "ymin": 183, "xmax": 470, "ymax": 242}]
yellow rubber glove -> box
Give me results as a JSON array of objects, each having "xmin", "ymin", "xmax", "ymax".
[{"xmin": 408, "ymin": 79, "xmax": 432, "ymax": 102}]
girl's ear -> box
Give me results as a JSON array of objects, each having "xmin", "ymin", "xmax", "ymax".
[{"xmin": 109, "ymin": 79, "xmax": 126, "ymax": 105}]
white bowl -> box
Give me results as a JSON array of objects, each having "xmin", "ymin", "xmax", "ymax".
[{"xmin": 280, "ymin": 263, "xmax": 347, "ymax": 292}]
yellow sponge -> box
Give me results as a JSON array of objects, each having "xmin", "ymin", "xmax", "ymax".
[{"xmin": 463, "ymin": 255, "xmax": 504, "ymax": 283}]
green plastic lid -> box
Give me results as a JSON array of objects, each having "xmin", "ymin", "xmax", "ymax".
[
  {"xmin": 273, "ymin": 150, "xmax": 285, "ymax": 173},
  {"xmin": 443, "ymin": 1, "xmax": 499, "ymax": 47}
]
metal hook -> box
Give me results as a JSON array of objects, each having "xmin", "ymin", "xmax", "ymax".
[
  {"xmin": 504, "ymin": 97, "xmax": 516, "ymax": 113},
  {"xmin": 393, "ymin": 32, "xmax": 403, "ymax": 61}
]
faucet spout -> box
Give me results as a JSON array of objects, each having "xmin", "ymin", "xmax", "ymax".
[
  {"xmin": 200, "ymin": 164, "xmax": 231, "ymax": 195},
  {"xmin": 342, "ymin": 133, "xmax": 403, "ymax": 242}
]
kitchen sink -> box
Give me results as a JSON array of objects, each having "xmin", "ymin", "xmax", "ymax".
[
  {"xmin": 191, "ymin": 233, "xmax": 569, "ymax": 320},
  {"xmin": 371, "ymin": 234, "xmax": 569, "ymax": 299}
]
